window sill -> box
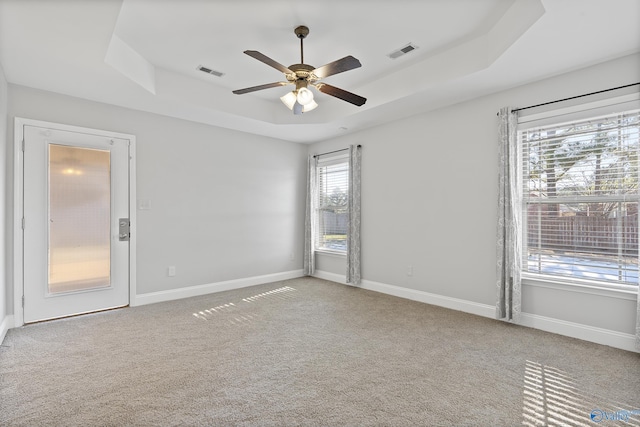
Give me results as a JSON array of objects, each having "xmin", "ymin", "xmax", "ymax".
[
  {"xmin": 315, "ymin": 249, "xmax": 347, "ymax": 258},
  {"xmin": 521, "ymin": 273, "xmax": 637, "ymax": 301}
]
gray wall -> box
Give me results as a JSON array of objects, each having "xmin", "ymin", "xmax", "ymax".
[
  {"xmin": 5, "ymin": 85, "xmax": 307, "ymax": 311},
  {"xmin": 0, "ymin": 66, "xmax": 7, "ymax": 328},
  {"xmin": 2, "ymin": 53, "xmax": 637, "ymax": 349},
  {"xmin": 310, "ymin": 53, "xmax": 640, "ymax": 337}
]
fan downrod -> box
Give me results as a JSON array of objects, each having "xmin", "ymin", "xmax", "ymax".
[{"xmin": 294, "ymin": 26, "xmax": 310, "ymax": 65}]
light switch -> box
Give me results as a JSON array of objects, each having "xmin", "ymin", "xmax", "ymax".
[{"xmin": 137, "ymin": 199, "xmax": 151, "ymax": 210}]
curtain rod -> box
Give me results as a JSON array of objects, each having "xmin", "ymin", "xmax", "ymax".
[
  {"xmin": 504, "ymin": 82, "xmax": 640, "ymax": 115},
  {"xmin": 313, "ymin": 145, "xmax": 361, "ymax": 158}
]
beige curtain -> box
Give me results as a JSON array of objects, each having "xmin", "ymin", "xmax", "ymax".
[
  {"xmin": 346, "ymin": 145, "xmax": 361, "ymax": 285},
  {"xmin": 496, "ymin": 107, "xmax": 521, "ymax": 323},
  {"xmin": 303, "ymin": 155, "xmax": 317, "ymax": 276}
]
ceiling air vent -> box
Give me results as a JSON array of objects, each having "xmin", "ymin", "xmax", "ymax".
[
  {"xmin": 197, "ymin": 65, "xmax": 225, "ymax": 77},
  {"xmin": 387, "ymin": 43, "xmax": 418, "ymax": 59}
]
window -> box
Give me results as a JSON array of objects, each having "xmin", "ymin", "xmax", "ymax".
[
  {"xmin": 316, "ymin": 154, "xmax": 349, "ymax": 253},
  {"xmin": 520, "ymin": 108, "xmax": 640, "ymax": 286}
]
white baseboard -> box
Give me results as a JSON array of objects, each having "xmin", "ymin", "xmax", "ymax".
[
  {"xmin": 313, "ymin": 270, "xmax": 494, "ymax": 318},
  {"xmin": 313, "ymin": 270, "xmax": 348, "ymax": 285},
  {"xmin": 520, "ymin": 313, "xmax": 637, "ymax": 352},
  {"xmin": 1, "ymin": 315, "xmax": 14, "ymax": 344},
  {"xmin": 134, "ymin": 270, "xmax": 305, "ymax": 306},
  {"xmin": 361, "ymin": 279, "xmax": 496, "ymax": 318},
  {"xmin": 314, "ymin": 270, "xmax": 638, "ymax": 353}
]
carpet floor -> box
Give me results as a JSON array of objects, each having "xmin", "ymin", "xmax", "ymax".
[{"xmin": 1, "ymin": 277, "xmax": 639, "ymax": 426}]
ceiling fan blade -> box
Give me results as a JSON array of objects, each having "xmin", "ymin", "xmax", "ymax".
[
  {"xmin": 233, "ymin": 82, "xmax": 289, "ymax": 95},
  {"xmin": 313, "ymin": 56, "xmax": 362, "ymax": 79},
  {"xmin": 244, "ymin": 50, "xmax": 293, "ymax": 74},
  {"xmin": 314, "ymin": 83, "xmax": 366, "ymax": 107}
]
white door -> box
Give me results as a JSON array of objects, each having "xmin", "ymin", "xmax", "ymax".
[{"xmin": 22, "ymin": 124, "xmax": 131, "ymax": 323}]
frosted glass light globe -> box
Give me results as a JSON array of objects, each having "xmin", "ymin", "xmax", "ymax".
[{"xmin": 296, "ymin": 87, "xmax": 314, "ymax": 105}]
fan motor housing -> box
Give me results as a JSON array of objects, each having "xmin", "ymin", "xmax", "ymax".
[{"xmin": 287, "ymin": 63, "xmax": 316, "ymax": 82}]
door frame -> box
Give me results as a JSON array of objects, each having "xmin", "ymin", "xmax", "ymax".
[{"xmin": 13, "ymin": 118, "xmax": 137, "ymax": 327}]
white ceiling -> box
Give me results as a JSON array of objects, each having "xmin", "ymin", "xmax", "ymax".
[{"xmin": 1, "ymin": 0, "xmax": 638, "ymax": 143}]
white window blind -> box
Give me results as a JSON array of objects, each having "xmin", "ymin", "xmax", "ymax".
[
  {"xmin": 316, "ymin": 154, "xmax": 349, "ymax": 252},
  {"xmin": 521, "ymin": 109, "xmax": 640, "ymax": 286}
]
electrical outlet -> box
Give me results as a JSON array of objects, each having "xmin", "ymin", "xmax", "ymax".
[
  {"xmin": 289, "ymin": 252, "xmax": 295, "ymax": 261},
  {"xmin": 168, "ymin": 266, "xmax": 176, "ymax": 277},
  {"xmin": 407, "ymin": 265, "xmax": 413, "ymax": 277}
]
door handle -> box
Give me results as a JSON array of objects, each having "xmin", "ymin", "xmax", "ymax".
[{"xmin": 119, "ymin": 218, "xmax": 130, "ymax": 241}]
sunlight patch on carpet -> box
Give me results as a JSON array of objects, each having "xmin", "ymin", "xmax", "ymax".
[
  {"xmin": 191, "ymin": 286, "xmax": 297, "ymax": 324},
  {"xmin": 522, "ymin": 360, "xmax": 640, "ymax": 426},
  {"xmin": 242, "ymin": 286, "xmax": 297, "ymax": 303},
  {"xmin": 192, "ymin": 303, "xmax": 258, "ymax": 325}
]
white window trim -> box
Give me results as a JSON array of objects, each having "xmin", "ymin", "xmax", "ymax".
[
  {"xmin": 315, "ymin": 152, "xmax": 349, "ymax": 254},
  {"xmin": 517, "ymin": 93, "xmax": 640, "ymax": 292},
  {"xmin": 522, "ymin": 273, "xmax": 637, "ymax": 300},
  {"xmin": 317, "ymin": 151, "xmax": 349, "ymax": 166},
  {"xmin": 315, "ymin": 248, "xmax": 347, "ymax": 257}
]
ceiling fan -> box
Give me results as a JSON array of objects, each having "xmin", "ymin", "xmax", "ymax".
[{"xmin": 232, "ymin": 25, "xmax": 367, "ymax": 114}]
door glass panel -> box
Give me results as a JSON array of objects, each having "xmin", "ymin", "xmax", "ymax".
[{"xmin": 48, "ymin": 144, "xmax": 111, "ymax": 294}]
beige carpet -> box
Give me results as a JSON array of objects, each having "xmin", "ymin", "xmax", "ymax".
[{"xmin": 1, "ymin": 277, "xmax": 639, "ymax": 426}]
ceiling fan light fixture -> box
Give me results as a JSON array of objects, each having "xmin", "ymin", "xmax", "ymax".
[
  {"xmin": 303, "ymin": 100, "xmax": 318, "ymax": 112},
  {"xmin": 280, "ymin": 91, "xmax": 318, "ymax": 114},
  {"xmin": 280, "ymin": 91, "xmax": 297, "ymax": 109},
  {"xmin": 296, "ymin": 87, "xmax": 314, "ymax": 105}
]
